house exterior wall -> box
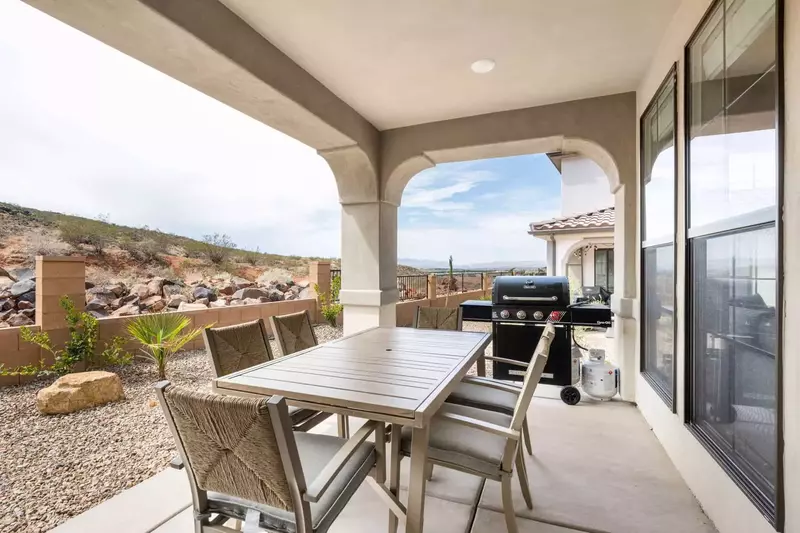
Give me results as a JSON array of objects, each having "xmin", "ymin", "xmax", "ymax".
[
  {"xmin": 560, "ymin": 156, "xmax": 615, "ymax": 216},
  {"xmin": 634, "ymin": 0, "xmax": 798, "ymax": 531}
]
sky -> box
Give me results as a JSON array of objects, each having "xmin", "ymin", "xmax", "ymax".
[{"xmin": 0, "ymin": 0, "xmax": 562, "ymax": 265}]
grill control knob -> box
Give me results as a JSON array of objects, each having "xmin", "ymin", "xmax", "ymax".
[
  {"xmin": 533, "ymin": 310, "xmax": 544, "ymax": 321},
  {"xmin": 500, "ymin": 310, "xmax": 510, "ymax": 319},
  {"xmin": 516, "ymin": 310, "xmax": 527, "ymax": 320}
]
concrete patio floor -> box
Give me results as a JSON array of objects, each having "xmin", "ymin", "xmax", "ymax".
[{"xmin": 52, "ymin": 386, "xmax": 717, "ymax": 533}]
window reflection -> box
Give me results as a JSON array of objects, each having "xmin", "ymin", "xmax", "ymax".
[
  {"xmin": 692, "ymin": 225, "xmax": 777, "ymax": 498},
  {"xmin": 643, "ymin": 246, "xmax": 674, "ymax": 395},
  {"xmin": 688, "ymin": 0, "xmax": 776, "ymax": 230}
]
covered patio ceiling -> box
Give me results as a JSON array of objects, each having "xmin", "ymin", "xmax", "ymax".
[{"xmin": 218, "ymin": 0, "xmax": 680, "ymax": 129}]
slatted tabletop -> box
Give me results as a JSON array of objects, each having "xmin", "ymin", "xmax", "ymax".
[{"xmin": 213, "ymin": 326, "xmax": 491, "ymax": 427}]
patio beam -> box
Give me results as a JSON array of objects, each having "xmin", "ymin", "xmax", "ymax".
[{"xmin": 24, "ymin": 0, "xmax": 380, "ymax": 164}]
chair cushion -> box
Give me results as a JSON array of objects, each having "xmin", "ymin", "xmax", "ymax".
[
  {"xmin": 208, "ymin": 432, "xmax": 375, "ymax": 533},
  {"xmin": 400, "ymin": 404, "xmax": 512, "ymax": 478},
  {"xmin": 447, "ymin": 379, "xmax": 520, "ymax": 415}
]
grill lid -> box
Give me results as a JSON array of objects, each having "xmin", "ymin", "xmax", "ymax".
[{"xmin": 492, "ymin": 276, "xmax": 570, "ymax": 306}]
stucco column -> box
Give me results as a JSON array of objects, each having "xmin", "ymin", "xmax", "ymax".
[
  {"xmin": 611, "ymin": 183, "xmax": 637, "ymax": 402},
  {"xmin": 546, "ymin": 237, "xmax": 556, "ymax": 276},
  {"xmin": 339, "ymin": 201, "xmax": 399, "ymax": 335}
]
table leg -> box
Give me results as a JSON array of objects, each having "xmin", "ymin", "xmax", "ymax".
[
  {"xmin": 337, "ymin": 414, "xmax": 350, "ymax": 438},
  {"xmin": 477, "ymin": 349, "xmax": 486, "ymax": 377},
  {"xmin": 405, "ymin": 425, "xmax": 430, "ymax": 533},
  {"xmin": 388, "ymin": 424, "xmax": 402, "ymax": 533}
]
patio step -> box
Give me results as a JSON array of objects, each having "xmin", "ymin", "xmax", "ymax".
[{"xmin": 50, "ymin": 468, "xmax": 191, "ymax": 533}]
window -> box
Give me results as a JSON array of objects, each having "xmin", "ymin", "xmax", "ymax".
[
  {"xmin": 594, "ymin": 249, "xmax": 613, "ymax": 293},
  {"xmin": 641, "ymin": 66, "xmax": 677, "ymax": 407},
  {"xmin": 686, "ymin": 0, "xmax": 780, "ymax": 523}
]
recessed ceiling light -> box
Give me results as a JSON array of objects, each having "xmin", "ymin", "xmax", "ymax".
[{"xmin": 470, "ymin": 59, "xmax": 496, "ymax": 74}]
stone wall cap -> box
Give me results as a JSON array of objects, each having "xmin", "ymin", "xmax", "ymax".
[{"xmin": 35, "ymin": 256, "xmax": 87, "ymax": 262}]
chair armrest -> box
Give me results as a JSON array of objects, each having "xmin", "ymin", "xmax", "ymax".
[
  {"xmin": 437, "ymin": 412, "xmax": 520, "ymax": 440},
  {"xmin": 169, "ymin": 455, "xmax": 184, "ymax": 470},
  {"xmin": 483, "ymin": 356, "xmax": 529, "ymax": 369},
  {"xmin": 461, "ymin": 376, "xmax": 522, "ymax": 394},
  {"xmin": 304, "ymin": 420, "xmax": 379, "ymax": 503}
]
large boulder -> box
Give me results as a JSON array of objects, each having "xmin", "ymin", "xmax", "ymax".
[
  {"xmin": 167, "ymin": 294, "xmax": 189, "ymax": 308},
  {"xmin": 130, "ymin": 283, "xmax": 150, "ymax": 300},
  {"xmin": 112, "ymin": 303, "xmax": 140, "ymax": 317},
  {"xmin": 108, "ymin": 282, "xmax": 128, "ymax": 298},
  {"xmin": 17, "ymin": 300, "xmax": 34, "ymax": 310},
  {"xmin": 267, "ymin": 289, "xmax": 284, "ymax": 302},
  {"xmin": 9, "ymin": 267, "xmax": 35, "ymax": 282},
  {"xmin": 36, "ymin": 371, "xmax": 124, "ymax": 415},
  {"xmin": 85, "ymin": 286, "xmax": 117, "ymax": 305},
  {"xmin": 0, "ymin": 299, "xmax": 13, "ymax": 312},
  {"xmin": 0, "ymin": 277, "xmax": 14, "ymax": 292},
  {"xmin": 17, "ymin": 291, "xmax": 35, "ymax": 305},
  {"xmin": 218, "ymin": 283, "xmax": 237, "ymax": 296},
  {"xmin": 162, "ymin": 283, "xmax": 184, "ymax": 298},
  {"xmin": 192, "ymin": 286, "xmax": 214, "ymax": 301},
  {"xmin": 8, "ymin": 314, "xmax": 34, "ymax": 327},
  {"xmin": 209, "ymin": 299, "xmax": 227, "ymax": 308},
  {"xmin": 110, "ymin": 294, "xmax": 139, "ymax": 310},
  {"xmin": 274, "ymin": 282, "xmax": 289, "ymax": 293},
  {"xmin": 231, "ymin": 276, "xmax": 253, "ymax": 289},
  {"xmin": 0, "ymin": 309, "xmax": 14, "ymax": 322},
  {"xmin": 85, "ymin": 299, "xmax": 108, "ymax": 312},
  {"xmin": 177, "ymin": 302, "xmax": 208, "ymax": 312},
  {"xmin": 10, "ymin": 279, "xmax": 35, "ymax": 297},
  {"xmin": 141, "ymin": 295, "xmax": 166, "ymax": 312},
  {"xmin": 231, "ymin": 287, "xmax": 269, "ymax": 300},
  {"xmin": 146, "ymin": 278, "xmax": 165, "ymax": 297}
]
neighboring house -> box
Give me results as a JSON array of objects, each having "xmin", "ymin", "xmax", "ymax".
[{"xmin": 529, "ymin": 153, "xmax": 615, "ymax": 292}]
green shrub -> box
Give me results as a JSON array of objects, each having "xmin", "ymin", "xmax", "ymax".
[
  {"xmin": 1, "ymin": 296, "xmax": 131, "ymax": 377},
  {"xmin": 200, "ymin": 233, "xmax": 236, "ymax": 264},
  {"xmin": 242, "ymin": 247, "xmax": 261, "ymax": 266},
  {"xmin": 127, "ymin": 313, "xmax": 203, "ymax": 380},
  {"xmin": 314, "ymin": 275, "xmax": 343, "ymax": 327},
  {"xmin": 59, "ymin": 219, "xmax": 113, "ymax": 255}
]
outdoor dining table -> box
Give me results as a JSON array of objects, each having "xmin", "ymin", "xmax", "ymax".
[{"xmin": 213, "ymin": 325, "xmax": 492, "ymax": 533}]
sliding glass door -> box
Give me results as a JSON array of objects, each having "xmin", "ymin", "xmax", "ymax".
[{"xmin": 685, "ymin": 0, "xmax": 781, "ymax": 523}]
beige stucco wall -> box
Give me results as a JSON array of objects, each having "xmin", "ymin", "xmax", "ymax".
[{"xmin": 634, "ymin": 0, "xmax": 794, "ymax": 531}]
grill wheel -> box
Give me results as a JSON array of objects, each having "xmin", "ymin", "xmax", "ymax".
[{"xmin": 560, "ymin": 386, "xmax": 581, "ymax": 405}]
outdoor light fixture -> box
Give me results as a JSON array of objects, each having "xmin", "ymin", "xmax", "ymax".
[{"xmin": 470, "ymin": 59, "xmax": 495, "ymax": 74}]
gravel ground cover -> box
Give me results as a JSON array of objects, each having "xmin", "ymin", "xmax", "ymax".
[{"xmin": 0, "ymin": 325, "xmax": 343, "ymax": 533}]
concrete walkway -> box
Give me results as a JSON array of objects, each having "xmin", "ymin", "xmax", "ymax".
[{"xmin": 52, "ymin": 387, "xmax": 717, "ymax": 533}]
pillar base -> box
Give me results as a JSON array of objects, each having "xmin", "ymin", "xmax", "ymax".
[{"xmin": 343, "ymin": 304, "xmax": 397, "ymax": 335}]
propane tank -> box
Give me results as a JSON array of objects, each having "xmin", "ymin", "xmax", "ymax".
[{"xmin": 580, "ymin": 349, "xmax": 619, "ymax": 400}]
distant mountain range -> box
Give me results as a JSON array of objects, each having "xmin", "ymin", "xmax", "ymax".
[{"xmin": 399, "ymin": 258, "xmax": 546, "ymax": 271}]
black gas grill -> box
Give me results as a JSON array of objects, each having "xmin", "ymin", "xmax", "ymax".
[{"xmin": 491, "ymin": 276, "xmax": 576, "ymax": 385}]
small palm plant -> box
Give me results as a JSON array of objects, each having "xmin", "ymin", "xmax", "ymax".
[{"xmin": 127, "ymin": 313, "xmax": 203, "ymax": 380}]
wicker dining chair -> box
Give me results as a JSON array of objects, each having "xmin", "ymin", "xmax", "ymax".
[
  {"xmin": 412, "ymin": 306, "xmax": 463, "ymax": 330},
  {"xmin": 156, "ymin": 382, "xmax": 383, "ymax": 533},
  {"xmin": 269, "ymin": 310, "xmax": 319, "ymax": 357},
  {"xmin": 270, "ymin": 310, "xmax": 349, "ymax": 438},
  {"xmin": 203, "ymin": 319, "xmax": 329, "ymax": 432},
  {"xmin": 393, "ymin": 324, "xmax": 555, "ymax": 533}
]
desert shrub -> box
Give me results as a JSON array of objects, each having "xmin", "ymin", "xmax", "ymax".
[
  {"xmin": 118, "ymin": 235, "xmax": 164, "ymax": 264},
  {"xmin": 314, "ymin": 275, "xmax": 343, "ymax": 327},
  {"xmin": 59, "ymin": 219, "xmax": 113, "ymax": 255},
  {"xmin": 199, "ymin": 233, "xmax": 236, "ymax": 264},
  {"xmin": 1, "ymin": 296, "xmax": 131, "ymax": 377},
  {"xmin": 242, "ymin": 247, "xmax": 261, "ymax": 266}
]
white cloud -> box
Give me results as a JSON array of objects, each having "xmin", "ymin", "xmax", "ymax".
[
  {"xmin": 0, "ymin": 0, "xmax": 341, "ymax": 257},
  {"xmin": 402, "ymin": 167, "xmax": 496, "ymax": 211}
]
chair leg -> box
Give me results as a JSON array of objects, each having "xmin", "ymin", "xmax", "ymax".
[
  {"xmin": 522, "ymin": 417, "xmax": 533, "ymax": 455},
  {"xmin": 515, "ymin": 450, "xmax": 533, "ymax": 510},
  {"xmin": 425, "ymin": 461, "xmax": 434, "ymax": 481},
  {"xmin": 501, "ymin": 474, "xmax": 519, "ymax": 533},
  {"xmin": 337, "ymin": 414, "xmax": 350, "ymax": 438}
]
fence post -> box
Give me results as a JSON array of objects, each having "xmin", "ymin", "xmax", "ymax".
[
  {"xmin": 35, "ymin": 256, "xmax": 86, "ymax": 331},
  {"xmin": 308, "ymin": 261, "xmax": 331, "ymax": 323},
  {"xmin": 427, "ymin": 274, "xmax": 436, "ymax": 300}
]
